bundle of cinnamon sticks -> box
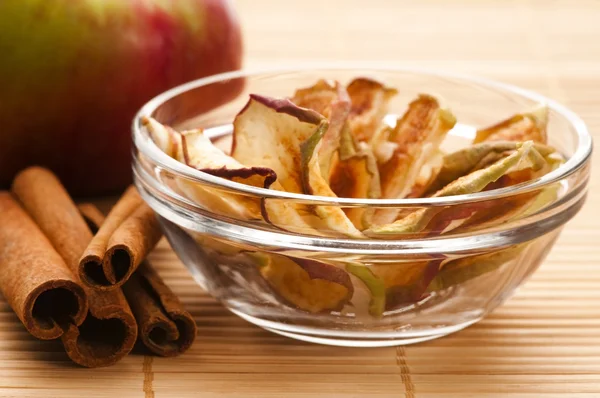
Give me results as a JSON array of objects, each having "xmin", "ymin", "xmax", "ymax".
[{"xmin": 0, "ymin": 167, "xmax": 196, "ymax": 367}]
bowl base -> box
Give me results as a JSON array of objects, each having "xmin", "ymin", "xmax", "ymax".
[{"xmin": 231, "ymin": 309, "xmax": 482, "ymax": 348}]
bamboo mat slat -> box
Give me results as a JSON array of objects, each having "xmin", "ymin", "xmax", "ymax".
[{"xmin": 2, "ymin": 0, "xmax": 600, "ymax": 396}]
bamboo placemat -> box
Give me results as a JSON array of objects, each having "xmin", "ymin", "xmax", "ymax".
[{"xmin": 2, "ymin": 0, "xmax": 599, "ymax": 396}]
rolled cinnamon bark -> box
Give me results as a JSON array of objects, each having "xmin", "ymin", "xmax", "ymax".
[
  {"xmin": 0, "ymin": 192, "xmax": 88, "ymax": 340},
  {"xmin": 80, "ymin": 203, "xmax": 196, "ymax": 357},
  {"xmin": 105, "ymin": 203, "xmax": 163, "ymax": 286},
  {"xmin": 78, "ymin": 203, "xmax": 107, "ymax": 232},
  {"xmin": 79, "ymin": 186, "xmax": 143, "ymax": 287},
  {"xmin": 12, "ymin": 167, "xmax": 138, "ymax": 368},
  {"xmin": 123, "ymin": 263, "xmax": 197, "ymax": 357},
  {"xmin": 79, "ymin": 186, "xmax": 163, "ymax": 289}
]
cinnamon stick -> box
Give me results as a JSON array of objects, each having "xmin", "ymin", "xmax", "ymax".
[
  {"xmin": 79, "ymin": 186, "xmax": 163, "ymax": 289},
  {"xmin": 0, "ymin": 192, "xmax": 88, "ymax": 340},
  {"xmin": 12, "ymin": 167, "xmax": 138, "ymax": 367},
  {"xmin": 80, "ymin": 203, "xmax": 197, "ymax": 357},
  {"xmin": 79, "ymin": 186, "xmax": 143, "ymax": 287},
  {"xmin": 78, "ymin": 203, "xmax": 107, "ymax": 232},
  {"xmin": 123, "ymin": 263, "xmax": 197, "ymax": 357}
]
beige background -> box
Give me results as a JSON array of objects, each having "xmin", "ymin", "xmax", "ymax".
[{"xmin": 2, "ymin": 1, "xmax": 599, "ymax": 397}]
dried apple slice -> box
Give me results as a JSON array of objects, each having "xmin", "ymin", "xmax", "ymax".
[
  {"xmin": 291, "ymin": 79, "xmax": 345, "ymax": 117},
  {"xmin": 473, "ymin": 105, "xmax": 551, "ymax": 185},
  {"xmin": 427, "ymin": 245, "xmax": 525, "ymax": 292},
  {"xmin": 233, "ymin": 94, "xmax": 362, "ymax": 237},
  {"xmin": 330, "ymin": 125, "xmax": 382, "ymax": 229},
  {"xmin": 456, "ymin": 153, "xmax": 564, "ymax": 232},
  {"xmin": 471, "ymin": 105, "xmax": 552, "ymax": 192},
  {"xmin": 291, "ymin": 80, "xmax": 351, "ymax": 181},
  {"xmin": 142, "ymin": 117, "xmax": 275, "ymax": 220},
  {"xmin": 231, "ymin": 95, "xmax": 328, "ymax": 234},
  {"xmin": 346, "ymin": 77, "xmax": 398, "ymax": 142},
  {"xmin": 442, "ymin": 106, "xmax": 555, "ymax": 231},
  {"xmin": 427, "ymin": 165, "xmax": 560, "ymax": 290},
  {"xmin": 474, "ymin": 105, "xmax": 548, "ymax": 144},
  {"xmin": 424, "ymin": 141, "xmax": 555, "ymax": 195},
  {"xmin": 253, "ymin": 253, "xmax": 354, "ymax": 313},
  {"xmin": 181, "ymin": 130, "xmax": 277, "ymax": 188},
  {"xmin": 436, "ymin": 103, "xmax": 555, "ymax": 232},
  {"xmin": 372, "ymin": 95, "xmax": 456, "ymax": 225},
  {"xmin": 345, "ymin": 263, "xmax": 386, "ymax": 316},
  {"xmin": 143, "ymin": 116, "xmax": 183, "ymax": 159},
  {"xmin": 365, "ymin": 141, "xmax": 546, "ymax": 238},
  {"xmin": 347, "ymin": 259, "xmax": 442, "ymax": 317},
  {"xmin": 378, "ymin": 95, "xmax": 456, "ymax": 198},
  {"xmin": 300, "ymin": 124, "xmax": 364, "ymax": 238},
  {"xmin": 232, "ymin": 94, "xmax": 324, "ymax": 193}
]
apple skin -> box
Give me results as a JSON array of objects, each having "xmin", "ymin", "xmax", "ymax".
[{"xmin": 0, "ymin": 0, "xmax": 243, "ymax": 196}]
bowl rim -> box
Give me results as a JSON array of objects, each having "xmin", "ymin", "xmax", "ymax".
[{"xmin": 132, "ymin": 66, "xmax": 593, "ymax": 206}]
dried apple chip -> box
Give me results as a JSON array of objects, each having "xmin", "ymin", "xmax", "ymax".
[
  {"xmin": 365, "ymin": 141, "xmax": 546, "ymax": 238},
  {"xmin": 143, "ymin": 117, "xmax": 275, "ymax": 220},
  {"xmin": 233, "ymin": 94, "xmax": 362, "ymax": 237},
  {"xmin": 474, "ymin": 105, "xmax": 548, "ymax": 144},
  {"xmin": 292, "ymin": 79, "xmax": 345, "ymax": 117},
  {"xmin": 231, "ymin": 95, "xmax": 330, "ymax": 234},
  {"xmin": 371, "ymin": 95, "xmax": 456, "ymax": 225},
  {"xmin": 346, "ymin": 77, "xmax": 398, "ymax": 142},
  {"xmin": 254, "ymin": 253, "xmax": 354, "ymax": 313},
  {"xmin": 300, "ymin": 124, "xmax": 364, "ymax": 238},
  {"xmin": 347, "ymin": 259, "xmax": 442, "ymax": 317},
  {"xmin": 379, "ymin": 95, "xmax": 456, "ymax": 198},
  {"xmin": 181, "ymin": 130, "xmax": 277, "ymax": 188},
  {"xmin": 413, "ymin": 106, "xmax": 549, "ymax": 200},
  {"xmin": 456, "ymin": 154, "xmax": 564, "ymax": 233},
  {"xmin": 345, "ymin": 263, "xmax": 386, "ymax": 316},
  {"xmin": 232, "ymin": 94, "xmax": 325, "ymax": 193},
  {"xmin": 474, "ymin": 105, "xmax": 551, "ymax": 185},
  {"xmin": 329, "ymin": 125, "xmax": 382, "ymax": 229},
  {"xmin": 143, "ymin": 116, "xmax": 183, "ymax": 159},
  {"xmin": 437, "ymin": 105, "xmax": 557, "ymax": 232},
  {"xmin": 291, "ymin": 79, "xmax": 351, "ymax": 180},
  {"xmin": 424, "ymin": 141, "xmax": 555, "ymax": 195},
  {"xmin": 427, "ymin": 245, "xmax": 525, "ymax": 292},
  {"xmin": 444, "ymin": 106, "xmax": 557, "ymax": 231}
]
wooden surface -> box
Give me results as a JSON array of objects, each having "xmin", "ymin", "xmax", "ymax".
[{"xmin": 2, "ymin": 0, "xmax": 600, "ymax": 397}]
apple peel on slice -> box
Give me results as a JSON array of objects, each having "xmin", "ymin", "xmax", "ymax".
[
  {"xmin": 251, "ymin": 252, "xmax": 354, "ymax": 313},
  {"xmin": 365, "ymin": 141, "xmax": 546, "ymax": 238},
  {"xmin": 346, "ymin": 77, "xmax": 398, "ymax": 142}
]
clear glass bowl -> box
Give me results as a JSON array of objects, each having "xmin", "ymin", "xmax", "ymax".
[{"xmin": 132, "ymin": 68, "xmax": 592, "ymax": 347}]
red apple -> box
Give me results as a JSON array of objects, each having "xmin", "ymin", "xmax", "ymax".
[{"xmin": 0, "ymin": 0, "xmax": 243, "ymax": 196}]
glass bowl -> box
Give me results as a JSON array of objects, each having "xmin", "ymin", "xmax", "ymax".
[{"xmin": 132, "ymin": 68, "xmax": 592, "ymax": 347}]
